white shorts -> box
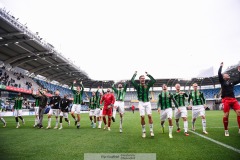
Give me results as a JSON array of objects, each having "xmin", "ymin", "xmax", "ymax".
[
  {"xmin": 14, "ymin": 109, "xmax": 22, "ymax": 117},
  {"xmin": 94, "ymin": 108, "xmax": 101, "ymax": 117},
  {"xmin": 114, "ymin": 101, "xmax": 125, "ymax": 114},
  {"xmin": 160, "ymin": 108, "xmax": 173, "ymax": 121},
  {"xmin": 89, "ymin": 109, "xmax": 95, "ymax": 116},
  {"xmin": 138, "ymin": 101, "xmax": 152, "ymax": 116},
  {"xmin": 174, "ymin": 107, "xmax": 187, "ymax": 119},
  {"xmin": 71, "ymin": 104, "xmax": 81, "ymax": 114},
  {"xmin": 192, "ymin": 105, "xmax": 205, "ymax": 119},
  {"xmin": 60, "ymin": 112, "xmax": 68, "ymax": 118},
  {"xmin": 48, "ymin": 109, "xmax": 60, "ymax": 116},
  {"xmin": 35, "ymin": 107, "xmax": 39, "ymax": 116},
  {"xmin": 0, "ymin": 111, "xmax": 4, "ymax": 117}
]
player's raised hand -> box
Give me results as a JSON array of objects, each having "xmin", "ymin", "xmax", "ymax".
[
  {"xmin": 145, "ymin": 72, "xmax": 148, "ymax": 75},
  {"xmin": 80, "ymin": 81, "xmax": 82, "ymax": 84},
  {"xmin": 220, "ymin": 62, "xmax": 223, "ymax": 66},
  {"xmin": 73, "ymin": 80, "xmax": 76, "ymax": 84},
  {"xmin": 134, "ymin": 71, "xmax": 137, "ymax": 74}
]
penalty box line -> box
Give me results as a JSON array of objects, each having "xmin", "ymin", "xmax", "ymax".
[{"xmin": 189, "ymin": 130, "xmax": 240, "ymax": 154}]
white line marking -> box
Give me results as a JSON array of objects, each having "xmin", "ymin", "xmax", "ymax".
[{"xmin": 189, "ymin": 130, "xmax": 240, "ymax": 154}]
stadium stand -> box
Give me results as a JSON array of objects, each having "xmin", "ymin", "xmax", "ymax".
[{"xmin": 34, "ymin": 78, "xmax": 72, "ymax": 96}]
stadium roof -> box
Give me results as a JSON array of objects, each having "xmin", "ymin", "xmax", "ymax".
[
  {"xmin": 0, "ymin": 8, "xmax": 93, "ymax": 86},
  {"xmin": 0, "ymin": 8, "xmax": 239, "ymax": 89}
]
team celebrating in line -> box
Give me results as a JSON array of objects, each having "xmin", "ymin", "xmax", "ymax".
[{"xmin": 1, "ymin": 62, "xmax": 240, "ymax": 138}]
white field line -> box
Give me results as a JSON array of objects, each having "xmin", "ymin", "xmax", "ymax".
[{"xmin": 189, "ymin": 130, "xmax": 240, "ymax": 154}]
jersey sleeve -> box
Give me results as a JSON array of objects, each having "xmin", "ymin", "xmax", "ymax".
[
  {"xmin": 111, "ymin": 84, "xmax": 118, "ymax": 93},
  {"xmin": 157, "ymin": 93, "xmax": 161, "ymax": 109},
  {"xmin": 188, "ymin": 93, "xmax": 192, "ymax": 105},
  {"xmin": 80, "ymin": 83, "xmax": 84, "ymax": 95},
  {"xmin": 170, "ymin": 94, "xmax": 179, "ymax": 108},
  {"xmin": 123, "ymin": 82, "xmax": 128, "ymax": 93},
  {"xmin": 71, "ymin": 83, "xmax": 76, "ymax": 94},
  {"xmin": 201, "ymin": 92, "xmax": 206, "ymax": 104},
  {"xmin": 131, "ymin": 73, "xmax": 138, "ymax": 89},
  {"xmin": 147, "ymin": 74, "xmax": 156, "ymax": 88},
  {"xmin": 218, "ymin": 66, "xmax": 224, "ymax": 84}
]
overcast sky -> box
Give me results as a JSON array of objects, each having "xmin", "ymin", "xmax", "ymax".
[{"xmin": 1, "ymin": 0, "xmax": 240, "ymax": 81}]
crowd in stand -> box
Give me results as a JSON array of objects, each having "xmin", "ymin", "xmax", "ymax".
[{"xmin": 0, "ymin": 67, "xmax": 9, "ymax": 86}]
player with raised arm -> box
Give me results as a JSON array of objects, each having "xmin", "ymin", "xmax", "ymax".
[
  {"xmin": 131, "ymin": 71, "xmax": 156, "ymax": 138},
  {"xmin": 218, "ymin": 62, "xmax": 240, "ymax": 136},
  {"xmin": 112, "ymin": 81, "xmax": 128, "ymax": 133},
  {"xmin": 46, "ymin": 90, "xmax": 61, "ymax": 129},
  {"xmin": 173, "ymin": 83, "xmax": 189, "ymax": 136},
  {"xmin": 32, "ymin": 88, "xmax": 48, "ymax": 129},
  {"xmin": 100, "ymin": 88, "xmax": 115, "ymax": 131},
  {"xmin": 188, "ymin": 83, "xmax": 208, "ymax": 134},
  {"xmin": 71, "ymin": 80, "xmax": 84, "ymax": 129},
  {"xmin": 157, "ymin": 84, "xmax": 179, "ymax": 138}
]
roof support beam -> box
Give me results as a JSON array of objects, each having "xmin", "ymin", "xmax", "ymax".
[
  {"xmin": 0, "ymin": 38, "xmax": 31, "ymax": 46},
  {"xmin": 4, "ymin": 51, "xmax": 49, "ymax": 64},
  {"xmin": 0, "ymin": 32, "xmax": 24, "ymax": 38},
  {"xmin": 30, "ymin": 63, "xmax": 68, "ymax": 74},
  {"xmin": 46, "ymin": 71, "xmax": 81, "ymax": 80},
  {"xmin": 11, "ymin": 54, "xmax": 52, "ymax": 68}
]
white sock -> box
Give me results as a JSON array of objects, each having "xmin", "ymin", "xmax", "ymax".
[
  {"xmin": 184, "ymin": 121, "xmax": 188, "ymax": 132},
  {"xmin": 99, "ymin": 121, "xmax": 102, "ymax": 127},
  {"xmin": 77, "ymin": 122, "xmax": 80, "ymax": 126},
  {"xmin": 202, "ymin": 119, "xmax": 206, "ymax": 132},
  {"xmin": 60, "ymin": 123, "xmax": 62, "ymax": 127},
  {"xmin": 1, "ymin": 118, "xmax": 6, "ymax": 124},
  {"xmin": 48, "ymin": 118, "xmax": 51, "ymax": 126},
  {"xmin": 120, "ymin": 118, "xmax": 123, "ymax": 129},
  {"xmin": 17, "ymin": 122, "xmax": 19, "ymax": 126},
  {"xmin": 142, "ymin": 125, "xmax": 146, "ymax": 133},
  {"xmin": 176, "ymin": 121, "xmax": 179, "ymax": 129},
  {"xmin": 113, "ymin": 108, "xmax": 116, "ymax": 118},
  {"xmin": 35, "ymin": 117, "xmax": 38, "ymax": 125},
  {"xmin": 169, "ymin": 126, "xmax": 173, "ymax": 134},
  {"xmin": 149, "ymin": 123, "xmax": 153, "ymax": 132}
]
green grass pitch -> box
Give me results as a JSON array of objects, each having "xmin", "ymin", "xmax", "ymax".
[{"xmin": 0, "ymin": 110, "xmax": 240, "ymax": 160}]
